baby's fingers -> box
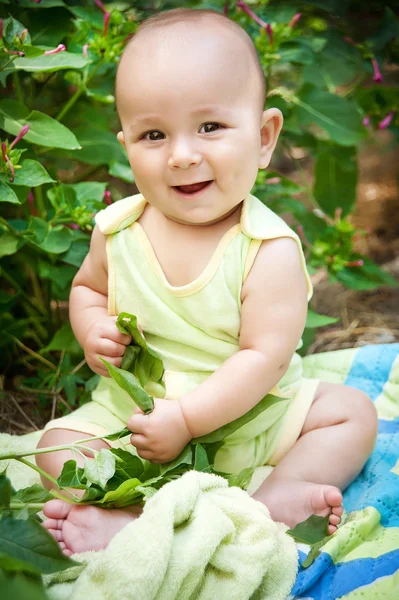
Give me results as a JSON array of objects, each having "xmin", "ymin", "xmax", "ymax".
[{"xmin": 97, "ymin": 338, "xmax": 128, "ymax": 358}]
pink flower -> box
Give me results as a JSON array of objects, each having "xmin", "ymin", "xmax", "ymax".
[
  {"xmin": 371, "ymin": 58, "xmax": 383, "ymax": 83},
  {"xmin": 10, "ymin": 124, "xmax": 30, "ymax": 149},
  {"xmin": 44, "ymin": 44, "xmax": 66, "ymax": 56},
  {"xmin": 378, "ymin": 111, "xmax": 394, "ymax": 130},
  {"xmin": 237, "ymin": 1, "xmax": 268, "ymax": 28},
  {"xmin": 82, "ymin": 44, "xmax": 90, "ymax": 57},
  {"xmin": 267, "ymin": 177, "xmax": 281, "ymax": 184},
  {"xmin": 288, "ymin": 13, "xmax": 302, "ymax": 28},
  {"xmin": 95, "ymin": 0, "xmax": 106, "ymax": 13},
  {"xmin": 224, "ymin": 3, "xmax": 229, "ymax": 16},
  {"xmin": 28, "ymin": 190, "xmax": 38, "ymax": 216},
  {"xmin": 345, "ymin": 259, "xmax": 364, "ymax": 268},
  {"xmin": 0, "ymin": 19, "xmax": 3, "ymax": 40},
  {"xmin": 362, "ymin": 116, "xmax": 370, "ymax": 127},
  {"xmin": 103, "ymin": 190, "xmax": 112, "ymax": 205},
  {"xmin": 266, "ymin": 23, "xmax": 273, "ymax": 45},
  {"xmin": 103, "ymin": 12, "xmax": 111, "ymax": 37}
]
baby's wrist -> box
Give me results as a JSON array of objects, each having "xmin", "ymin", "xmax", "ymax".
[{"xmin": 177, "ymin": 400, "xmax": 194, "ymax": 440}]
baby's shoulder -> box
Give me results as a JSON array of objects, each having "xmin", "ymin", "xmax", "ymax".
[{"xmin": 95, "ymin": 193, "xmax": 146, "ymax": 235}]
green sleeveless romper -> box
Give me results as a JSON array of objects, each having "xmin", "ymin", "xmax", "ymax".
[{"xmin": 44, "ymin": 193, "xmax": 319, "ymax": 479}]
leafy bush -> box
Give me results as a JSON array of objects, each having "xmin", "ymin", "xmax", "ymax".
[{"xmin": 0, "ymin": 0, "xmax": 397, "ymax": 408}]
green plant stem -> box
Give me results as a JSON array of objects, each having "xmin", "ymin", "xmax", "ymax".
[
  {"xmin": 10, "ymin": 502, "xmax": 45, "ymax": 511},
  {"xmin": 12, "ymin": 71, "xmax": 24, "ymax": 104},
  {"xmin": 56, "ymin": 61, "xmax": 103, "ymax": 123},
  {"xmin": 7, "ymin": 333, "xmax": 56, "ymax": 370},
  {"xmin": 1, "ymin": 269, "xmax": 46, "ymax": 316},
  {"xmin": 34, "ymin": 185, "xmax": 46, "ymax": 218},
  {"xmin": 0, "ymin": 442, "xmax": 98, "ymax": 462},
  {"xmin": 56, "ymin": 87, "xmax": 84, "ymax": 122},
  {"xmin": 16, "ymin": 456, "xmax": 60, "ymax": 490}
]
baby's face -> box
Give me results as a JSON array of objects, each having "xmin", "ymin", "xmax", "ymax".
[{"xmin": 117, "ymin": 26, "xmax": 279, "ymax": 225}]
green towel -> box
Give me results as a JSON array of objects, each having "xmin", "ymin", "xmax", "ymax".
[{"xmin": 1, "ymin": 434, "xmax": 298, "ymax": 600}]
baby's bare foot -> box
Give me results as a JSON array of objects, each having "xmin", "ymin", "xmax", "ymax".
[
  {"xmin": 252, "ymin": 478, "xmax": 343, "ymax": 535},
  {"xmin": 43, "ymin": 500, "xmax": 142, "ymax": 556}
]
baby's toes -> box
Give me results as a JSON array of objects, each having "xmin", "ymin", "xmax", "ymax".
[
  {"xmin": 329, "ymin": 513, "xmax": 341, "ymax": 526},
  {"xmin": 327, "ymin": 523, "xmax": 338, "ymax": 535},
  {"xmin": 332, "ymin": 505, "xmax": 344, "ymax": 517}
]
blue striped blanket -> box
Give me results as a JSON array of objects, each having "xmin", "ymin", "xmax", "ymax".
[{"xmin": 293, "ymin": 343, "xmax": 399, "ymax": 599}]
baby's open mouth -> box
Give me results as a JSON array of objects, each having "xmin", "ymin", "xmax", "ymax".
[{"xmin": 173, "ymin": 181, "xmax": 213, "ymax": 194}]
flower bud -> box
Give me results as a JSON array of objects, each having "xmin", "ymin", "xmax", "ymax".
[
  {"xmin": 372, "ymin": 58, "xmax": 383, "ymax": 83},
  {"xmin": 10, "ymin": 124, "xmax": 30, "ymax": 149},
  {"xmin": 378, "ymin": 111, "xmax": 394, "ymax": 130},
  {"xmin": 289, "ymin": 13, "xmax": 302, "ymax": 28},
  {"xmin": 44, "ymin": 44, "xmax": 66, "ymax": 56}
]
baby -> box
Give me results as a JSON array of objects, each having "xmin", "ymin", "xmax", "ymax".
[{"xmin": 37, "ymin": 8, "xmax": 377, "ymax": 556}]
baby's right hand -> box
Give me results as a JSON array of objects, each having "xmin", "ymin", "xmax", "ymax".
[{"xmin": 83, "ymin": 316, "xmax": 132, "ymax": 377}]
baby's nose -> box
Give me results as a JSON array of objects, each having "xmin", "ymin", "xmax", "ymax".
[{"xmin": 168, "ymin": 138, "xmax": 202, "ymax": 169}]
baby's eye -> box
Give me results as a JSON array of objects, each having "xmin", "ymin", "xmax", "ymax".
[
  {"xmin": 141, "ymin": 130, "xmax": 165, "ymax": 141},
  {"xmin": 199, "ymin": 122, "xmax": 223, "ymax": 134}
]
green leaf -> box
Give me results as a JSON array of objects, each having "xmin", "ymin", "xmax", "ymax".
[
  {"xmin": 103, "ymin": 428, "xmax": 131, "ymax": 442},
  {"xmin": 14, "ymin": 52, "xmax": 90, "ymax": 73},
  {"xmin": 286, "ymin": 514, "xmax": 329, "ymax": 544},
  {"xmin": 100, "ymin": 359, "xmax": 154, "ymax": 414},
  {"xmin": 83, "ymin": 449, "xmax": 116, "ymax": 489},
  {"xmin": 109, "ymin": 449, "xmax": 144, "ymax": 481},
  {"xmin": 0, "ymin": 232, "xmax": 21, "ymax": 257},
  {"xmin": 226, "ymin": 467, "xmax": 255, "ymax": 490},
  {"xmin": 3, "ymin": 17, "xmax": 29, "ymax": 46},
  {"xmin": 159, "ymin": 445, "xmax": 193, "ymax": 477},
  {"xmin": 0, "ymin": 571, "xmax": 49, "ymax": 600},
  {"xmin": 5, "ymin": 159, "xmax": 55, "ymax": 187},
  {"xmin": 0, "ymin": 472, "xmax": 12, "ymax": 510},
  {"xmin": 39, "ymin": 226, "xmax": 73, "ymax": 254},
  {"xmin": 0, "ymin": 181, "xmax": 20, "ymax": 204},
  {"xmin": 314, "ymin": 146, "xmax": 357, "ymax": 216},
  {"xmin": 0, "ymin": 516, "xmax": 75, "ymax": 573},
  {"xmin": 12, "ymin": 484, "xmax": 52, "ymax": 505},
  {"xmin": 57, "ymin": 460, "xmax": 86, "ymax": 489},
  {"xmin": 41, "ymin": 322, "xmax": 81, "ymax": 355},
  {"xmin": 0, "ymin": 100, "xmax": 81, "ymax": 150},
  {"xmin": 193, "ymin": 444, "xmax": 211, "ymax": 473},
  {"xmin": 135, "ymin": 485, "xmax": 158, "ymax": 501},
  {"xmin": 96, "ymin": 478, "xmax": 143, "ymax": 508},
  {"xmin": 67, "ymin": 6, "xmax": 105, "ymax": 29},
  {"xmin": 65, "ymin": 127, "xmax": 126, "ymax": 165},
  {"xmin": 306, "ymin": 309, "xmax": 339, "ymax": 329},
  {"xmin": 0, "ymin": 552, "xmax": 41, "ymax": 575},
  {"xmin": 9, "ymin": 0, "xmax": 65, "ymax": 6},
  {"xmin": 337, "ymin": 260, "xmax": 398, "ymax": 290},
  {"xmin": 278, "ymin": 41, "xmax": 315, "ymax": 65},
  {"xmin": 61, "ymin": 239, "xmax": 89, "ymax": 268},
  {"xmin": 109, "ymin": 161, "xmax": 135, "ymax": 183},
  {"xmin": 295, "ymin": 85, "xmax": 366, "ymax": 146},
  {"xmin": 302, "ymin": 33, "xmax": 364, "ymax": 89}
]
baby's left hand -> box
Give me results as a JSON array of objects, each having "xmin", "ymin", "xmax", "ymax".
[{"xmin": 127, "ymin": 398, "xmax": 192, "ymax": 463}]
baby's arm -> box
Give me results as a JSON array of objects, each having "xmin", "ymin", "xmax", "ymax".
[
  {"xmin": 179, "ymin": 237, "xmax": 309, "ymax": 438},
  {"xmin": 69, "ymin": 225, "xmax": 131, "ymax": 377}
]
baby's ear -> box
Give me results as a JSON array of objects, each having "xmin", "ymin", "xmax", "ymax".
[
  {"xmin": 258, "ymin": 108, "xmax": 283, "ymax": 169},
  {"xmin": 117, "ymin": 131, "xmax": 125, "ymax": 147}
]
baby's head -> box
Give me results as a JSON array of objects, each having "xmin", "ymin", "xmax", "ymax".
[{"xmin": 116, "ymin": 8, "xmax": 283, "ymax": 226}]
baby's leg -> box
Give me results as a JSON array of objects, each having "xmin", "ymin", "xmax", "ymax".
[
  {"xmin": 37, "ymin": 429, "xmax": 141, "ymax": 555},
  {"xmin": 252, "ymin": 382, "xmax": 378, "ymax": 534},
  {"xmin": 36, "ymin": 428, "xmax": 110, "ymax": 489}
]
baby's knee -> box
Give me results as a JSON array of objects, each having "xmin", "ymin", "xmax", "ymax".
[{"xmin": 346, "ymin": 388, "xmax": 378, "ymax": 447}]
